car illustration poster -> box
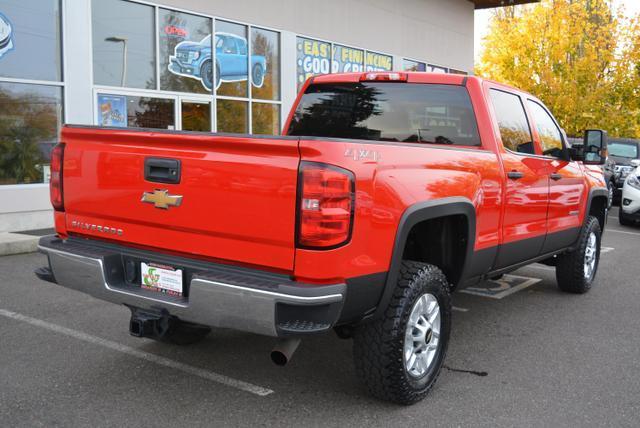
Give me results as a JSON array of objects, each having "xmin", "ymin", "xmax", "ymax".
[
  {"xmin": 97, "ymin": 94, "xmax": 127, "ymax": 127},
  {"xmin": 0, "ymin": 12, "xmax": 15, "ymax": 59},
  {"xmin": 168, "ymin": 31, "xmax": 266, "ymax": 91}
]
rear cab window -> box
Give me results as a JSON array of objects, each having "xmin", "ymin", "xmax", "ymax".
[{"xmin": 287, "ymin": 82, "xmax": 481, "ymax": 147}]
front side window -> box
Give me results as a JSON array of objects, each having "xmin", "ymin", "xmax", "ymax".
[
  {"xmin": 0, "ymin": 0, "xmax": 61, "ymax": 82},
  {"xmin": 489, "ymin": 89, "xmax": 534, "ymax": 154},
  {"xmin": 92, "ymin": 0, "xmax": 156, "ymax": 89},
  {"xmin": 288, "ymin": 82, "xmax": 480, "ymax": 146},
  {"xmin": 527, "ymin": 100, "xmax": 564, "ymax": 157}
]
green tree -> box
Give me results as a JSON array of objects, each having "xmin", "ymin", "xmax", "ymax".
[{"xmin": 476, "ymin": 0, "xmax": 640, "ymax": 138}]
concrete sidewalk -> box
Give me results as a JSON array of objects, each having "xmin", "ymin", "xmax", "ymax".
[{"xmin": 0, "ymin": 229, "xmax": 53, "ymax": 256}]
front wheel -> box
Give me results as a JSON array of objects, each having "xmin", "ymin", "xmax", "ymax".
[
  {"xmin": 555, "ymin": 216, "xmax": 601, "ymax": 294},
  {"xmin": 353, "ymin": 261, "xmax": 451, "ymax": 405},
  {"xmin": 200, "ymin": 60, "xmax": 213, "ymax": 91},
  {"xmin": 252, "ymin": 63, "xmax": 265, "ymax": 88}
]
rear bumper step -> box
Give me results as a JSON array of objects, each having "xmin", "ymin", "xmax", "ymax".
[{"xmin": 36, "ymin": 235, "xmax": 345, "ymax": 337}]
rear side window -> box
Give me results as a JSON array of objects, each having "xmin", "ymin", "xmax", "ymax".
[
  {"xmin": 489, "ymin": 89, "xmax": 534, "ymax": 155},
  {"xmin": 287, "ymin": 82, "xmax": 481, "ymax": 146}
]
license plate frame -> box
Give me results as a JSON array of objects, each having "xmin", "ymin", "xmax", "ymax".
[{"xmin": 140, "ymin": 262, "xmax": 184, "ymax": 297}]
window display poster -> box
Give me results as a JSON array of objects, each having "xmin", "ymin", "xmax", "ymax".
[
  {"xmin": 365, "ymin": 51, "xmax": 393, "ymax": 72},
  {"xmin": 296, "ymin": 37, "xmax": 330, "ymax": 91},
  {"xmin": 332, "ymin": 45, "xmax": 364, "ymax": 73},
  {"xmin": 428, "ymin": 64, "xmax": 448, "ymax": 74},
  {"xmin": 97, "ymin": 94, "xmax": 127, "ymax": 127}
]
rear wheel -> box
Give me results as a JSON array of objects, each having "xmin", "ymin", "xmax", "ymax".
[
  {"xmin": 353, "ymin": 261, "xmax": 451, "ymax": 405},
  {"xmin": 555, "ymin": 216, "xmax": 601, "ymax": 294}
]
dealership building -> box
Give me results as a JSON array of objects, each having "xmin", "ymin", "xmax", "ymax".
[{"xmin": 0, "ymin": 0, "xmax": 536, "ymax": 232}]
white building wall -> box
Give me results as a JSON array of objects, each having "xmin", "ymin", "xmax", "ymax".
[{"xmin": 0, "ymin": 0, "xmax": 475, "ymax": 233}]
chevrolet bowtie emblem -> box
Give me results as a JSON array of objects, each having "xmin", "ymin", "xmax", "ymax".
[{"xmin": 141, "ymin": 189, "xmax": 183, "ymax": 209}]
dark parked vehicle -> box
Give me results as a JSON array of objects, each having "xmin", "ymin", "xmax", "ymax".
[{"xmin": 608, "ymin": 139, "xmax": 640, "ymax": 202}]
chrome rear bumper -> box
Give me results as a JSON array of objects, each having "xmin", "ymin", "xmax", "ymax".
[{"xmin": 37, "ymin": 236, "xmax": 345, "ymax": 337}]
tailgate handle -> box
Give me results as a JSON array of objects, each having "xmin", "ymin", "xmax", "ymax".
[{"xmin": 144, "ymin": 158, "xmax": 181, "ymax": 184}]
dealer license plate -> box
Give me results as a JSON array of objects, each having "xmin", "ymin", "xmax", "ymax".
[{"xmin": 141, "ymin": 262, "xmax": 183, "ymax": 297}]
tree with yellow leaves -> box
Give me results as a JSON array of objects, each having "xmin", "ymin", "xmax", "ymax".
[{"xmin": 476, "ymin": 0, "xmax": 640, "ymax": 138}]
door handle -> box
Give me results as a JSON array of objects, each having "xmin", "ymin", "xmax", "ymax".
[
  {"xmin": 507, "ymin": 171, "xmax": 524, "ymax": 180},
  {"xmin": 550, "ymin": 173, "xmax": 563, "ymax": 181},
  {"xmin": 144, "ymin": 157, "xmax": 181, "ymax": 184}
]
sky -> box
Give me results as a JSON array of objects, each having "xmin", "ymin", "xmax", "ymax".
[{"xmin": 474, "ymin": 0, "xmax": 640, "ymax": 61}]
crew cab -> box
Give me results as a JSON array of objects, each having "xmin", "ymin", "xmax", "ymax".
[{"xmin": 35, "ymin": 72, "xmax": 609, "ymax": 405}]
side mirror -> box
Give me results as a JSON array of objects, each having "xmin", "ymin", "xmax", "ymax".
[{"xmin": 582, "ymin": 129, "xmax": 608, "ymax": 165}]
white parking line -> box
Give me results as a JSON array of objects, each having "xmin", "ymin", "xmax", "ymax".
[
  {"xmin": 607, "ymin": 228, "xmax": 640, "ymax": 237},
  {"xmin": 0, "ymin": 308, "xmax": 274, "ymax": 397}
]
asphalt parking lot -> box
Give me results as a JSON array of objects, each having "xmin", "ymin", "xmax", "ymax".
[{"xmin": 1, "ymin": 207, "xmax": 639, "ymax": 427}]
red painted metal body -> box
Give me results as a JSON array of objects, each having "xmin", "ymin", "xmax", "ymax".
[{"xmin": 56, "ymin": 73, "xmax": 605, "ymax": 287}]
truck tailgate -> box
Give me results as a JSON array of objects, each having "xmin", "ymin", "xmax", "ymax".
[{"xmin": 61, "ymin": 126, "xmax": 300, "ymax": 271}]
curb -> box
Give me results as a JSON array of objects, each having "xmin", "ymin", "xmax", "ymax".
[{"xmin": 0, "ymin": 233, "xmax": 40, "ymax": 256}]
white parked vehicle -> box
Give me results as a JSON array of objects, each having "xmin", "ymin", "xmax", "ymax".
[{"xmin": 619, "ymin": 160, "xmax": 640, "ymax": 226}]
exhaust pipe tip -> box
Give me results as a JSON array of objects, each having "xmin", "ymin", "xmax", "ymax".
[
  {"xmin": 270, "ymin": 338, "xmax": 301, "ymax": 366},
  {"xmin": 270, "ymin": 350, "xmax": 289, "ymax": 366}
]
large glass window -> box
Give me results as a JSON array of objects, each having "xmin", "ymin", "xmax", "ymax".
[
  {"xmin": 403, "ymin": 59, "xmax": 426, "ymax": 72},
  {"xmin": 159, "ymin": 9, "xmax": 212, "ymax": 94},
  {"xmin": 332, "ymin": 45, "xmax": 364, "ymax": 73},
  {"xmin": 182, "ymin": 100, "xmax": 211, "ymax": 132},
  {"xmin": 217, "ymin": 99, "xmax": 247, "ymax": 133},
  {"xmin": 97, "ymin": 93, "xmax": 174, "ymax": 129},
  {"xmin": 251, "ymin": 27, "xmax": 280, "ymax": 101},
  {"xmin": 252, "ymin": 103, "xmax": 280, "ymax": 135},
  {"xmin": 288, "ymin": 83, "xmax": 480, "ymax": 146},
  {"xmin": 296, "ymin": 37, "xmax": 331, "ymax": 92},
  {"xmin": 365, "ymin": 51, "xmax": 393, "ymax": 72},
  {"xmin": 0, "ymin": 82, "xmax": 62, "ymax": 185},
  {"xmin": 92, "ymin": 0, "xmax": 156, "ymax": 89},
  {"xmin": 0, "ymin": 0, "xmax": 61, "ymax": 81},
  {"xmin": 490, "ymin": 89, "xmax": 534, "ymax": 154},
  {"xmin": 527, "ymin": 100, "xmax": 564, "ymax": 158},
  {"xmin": 215, "ymin": 20, "xmax": 248, "ymax": 98}
]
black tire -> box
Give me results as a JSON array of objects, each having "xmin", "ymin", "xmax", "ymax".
[
  {"xmin": 215, "ymin": 62, "xmax": 221, "ymax": 89},
  {"xmin": 619, "ymin": 210, "xmax": 635, "ymax": 226},
  {"xmin": 200, "ymin": 60, "xmax": 213, "ymax": 91},
  {"xmin": 353, "ymin": 261, "xmax": 451, "ymax": 405},
  {"xmin": 252, "ymin": 63, "xmax": 265, "ymax": 87},
  {"xmin": 555, "ymin": 216, "xmax": 601, "ymax": 294},
  {"xmin": 159, "ymin": 319, "xmax": 211, "ymax": 345}
]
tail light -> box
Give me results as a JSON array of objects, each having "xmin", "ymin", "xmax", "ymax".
[
  {"xmin": 50, "ymin": 143, "xmax": 65, "ymax": 211},
  {"xmin": 297, "ymin": 162, "xmax": 354, "ymax": 249}
]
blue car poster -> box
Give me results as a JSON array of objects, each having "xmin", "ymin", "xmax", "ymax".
[
  {"xmin": 97, "ymin": 94, "xmax": 127, "ymax": 127},
  {"xmin": 0, "ymin": 12, "xmax": 15, "ymax": 59}
]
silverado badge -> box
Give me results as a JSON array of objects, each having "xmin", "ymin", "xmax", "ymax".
[{"xmin": 141, "ymin": 189, "xmax": 183, "ymax": 209}]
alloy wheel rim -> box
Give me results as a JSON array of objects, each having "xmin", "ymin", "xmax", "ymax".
[
  {"xmin": 584, "ymin": 232, "xmax": 597, "ymax": 280},
  {"xmin": 404, "ymin": 293, "xmax": 441, "ymax": 378}
]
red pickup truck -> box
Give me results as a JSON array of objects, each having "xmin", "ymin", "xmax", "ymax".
[{"xmin": 36, "ymin": 72, "xmax": 609, "ymax": 404}]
